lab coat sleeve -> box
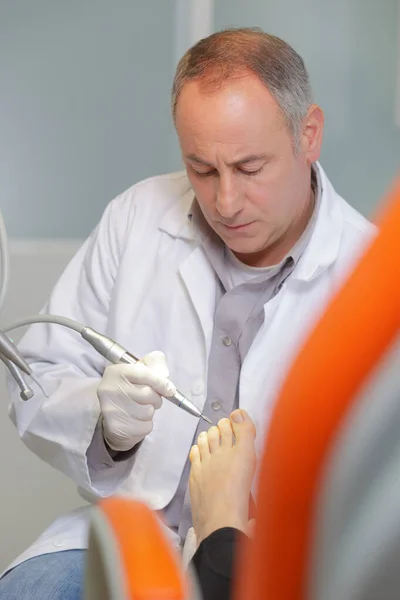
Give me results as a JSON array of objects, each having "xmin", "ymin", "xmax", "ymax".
[{"xmin": 8, "ymin": 192, "xmax": 137, "ymax": 497}]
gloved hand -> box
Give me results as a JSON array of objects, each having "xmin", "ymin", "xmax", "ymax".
[{"xmin": 97, "ymin": 351, "xmax": 176, "ymax": 452}]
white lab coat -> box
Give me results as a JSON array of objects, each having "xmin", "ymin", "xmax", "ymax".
[{"xmin": 6, "ymin": 163, "xmax": 374, "ymax": 571}]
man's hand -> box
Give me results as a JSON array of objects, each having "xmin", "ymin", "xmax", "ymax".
[{"xmin": 97, "ymin": 351, "xmax": 176, "ymax": 452}]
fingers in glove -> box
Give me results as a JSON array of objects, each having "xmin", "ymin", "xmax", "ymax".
[
  {"xmin": 107, "ymin": 362, "xmax": 176, "ymax": 398},
  {"xmin": 110, "ymin": 383, "xmax": 156, "ymax": 420},
  {"xmin": 142, "ymin": 350, "xmax": 170, "ymax": 379}
]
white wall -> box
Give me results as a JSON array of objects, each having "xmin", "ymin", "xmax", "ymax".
[
  {"xmin": 0, "ymin": 0, "xmax": 180, "ymax": 238},
  {"xmin": 0, "ymin": 241, "xmax": 84, "ymax": 570}
]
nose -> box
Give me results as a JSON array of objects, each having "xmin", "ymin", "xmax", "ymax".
[{"xmin": 216, "ymin": 174, "xmax": 243, "ymax": 221}]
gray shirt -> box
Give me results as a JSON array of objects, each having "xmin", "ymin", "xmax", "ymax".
[{"xmin": 163, "ymin": 167, "xmax": 322, "ymax": 541}]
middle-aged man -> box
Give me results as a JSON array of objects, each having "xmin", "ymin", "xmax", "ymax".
[{"xmin": 0, "ymin": 27, "xmax": 374, "ymax": 600}]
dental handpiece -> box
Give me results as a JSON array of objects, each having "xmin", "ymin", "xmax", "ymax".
[
  {"xmin": 3, "ymin": 316, "xmax": 213, "ymax": 423},
  {"xmin": 81, "ymin": 327, "xmax": 212, "ymax": 425}
]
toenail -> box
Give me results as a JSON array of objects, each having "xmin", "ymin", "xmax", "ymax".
[{"xmin": 231, "ymin": 410, "xmax": 244, "ymax": 423}]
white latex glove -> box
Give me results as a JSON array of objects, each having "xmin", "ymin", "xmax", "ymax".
[{"xmin": 97, "ymin": 351, "xmax": 176, "ymax": 452}]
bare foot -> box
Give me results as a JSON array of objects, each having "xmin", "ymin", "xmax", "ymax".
[{"xmin": 189, "ymin": 409, "xmax": 256, "ymax": 545}]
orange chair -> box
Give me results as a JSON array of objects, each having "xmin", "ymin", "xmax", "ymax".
[
  {"xmin": 84, "ymin": 497, "xmax": 194, "ymax": 600},
  {"xmin": 84, "ymin": 178, "xmax": 400, "ymax": 600}
]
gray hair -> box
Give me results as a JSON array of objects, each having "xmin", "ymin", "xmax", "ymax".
[{"xmin": 172, "ymin": 27, "xmax": 313, "ymax": 150}]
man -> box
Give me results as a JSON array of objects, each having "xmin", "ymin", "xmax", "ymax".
[{"xmin": 0, "ymin": 27, "xmax": 374, "ymax": 599}]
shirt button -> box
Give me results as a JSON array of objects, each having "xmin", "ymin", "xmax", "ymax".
[
  {"xmin": 222, "ymin": 336, "xmax": 232, "ymax": 347},
  {"xmin": 191, "ymin": 380, "xmax": 204, "ymax": 395},
  {"xmin": 211, "ymin": 400, "xmax": 222, "ymax": 411},
  {"xmin": 53, "ymin": 540, "xmax": 65, "ymax": 549}
]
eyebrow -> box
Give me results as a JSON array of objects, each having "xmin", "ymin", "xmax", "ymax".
[{"xmin": 186, "ymin": 153, "xmax": 269, "ymax": 167}]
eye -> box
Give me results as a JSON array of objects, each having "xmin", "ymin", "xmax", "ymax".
[
  {"xmin": 239, "ymin": 166, "xmax": 263, "ymax": 176},
  {"xmin": 193, "ymin": 168, "xmax": 217, "ymax": 178}
]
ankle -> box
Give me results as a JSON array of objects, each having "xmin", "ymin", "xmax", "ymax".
[{"xmin": 196, "ymin": 514, "xmax": 248, "ymax": 545}]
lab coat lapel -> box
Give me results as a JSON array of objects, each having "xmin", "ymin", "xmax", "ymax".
[
  {"xmin": 159, "ymin": 187, "xmax": 218, "ymax": 369},
  {"xmin": 178, "ymin": 247, "xmax": 217, "ymax": 368}
]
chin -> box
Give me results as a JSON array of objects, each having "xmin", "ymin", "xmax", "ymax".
[{"xmin": 225, "ymin": 239, "xmax": 262, "ymax": 256}]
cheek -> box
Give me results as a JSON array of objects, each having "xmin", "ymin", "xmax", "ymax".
[
  {"xmin": 247, "ymin": 178, "xmax": 276, "ymax": 214},
  {"xmin": 248, "ymin": 176, "xmax": 291, "ymax": 221},
  {"xmin": 188, "ymin": 177, "xmax": 215, "ymax": 212}
]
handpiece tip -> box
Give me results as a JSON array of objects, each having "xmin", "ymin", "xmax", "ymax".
[{"xmin": 202, "ymin": 414, "xmax": 213, "ymax": 425}]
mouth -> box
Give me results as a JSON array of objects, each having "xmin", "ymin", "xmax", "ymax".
[{"xmin": 221, "ymin": 221, "xmax": 254, "ymax": 231}]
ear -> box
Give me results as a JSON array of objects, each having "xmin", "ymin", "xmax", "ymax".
[{"xmin": 300, "ymin": 104, "xmax": 324, "ymax": 163}]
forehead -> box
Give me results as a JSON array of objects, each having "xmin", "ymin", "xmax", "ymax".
[{"xmin": 175, "ymin": 74, "xmax": 286, "ymax": 149}]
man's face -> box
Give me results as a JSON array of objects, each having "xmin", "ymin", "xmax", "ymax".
[{"xmin": 175, "ymin": 74, "xmax": 323, "ymax": 267}]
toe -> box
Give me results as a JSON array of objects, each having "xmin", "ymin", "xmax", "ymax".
[
  {"xmin": 207, "ymin": 426, "xmax": 221, "ymax": 453},
  {"xmin": 218, "ymin": 418, "xmax": 233, "ymax": 448},
  {"xmin": 230, "ymin": 409, "xmax": 256, "ymax": 446},
  {"xmin": 189, "ymin": 444, "xmax": 201, "ymax": 467},
  {"xmin": 197, "ymin": 431, "xmax": 210, "ymax": 460}
]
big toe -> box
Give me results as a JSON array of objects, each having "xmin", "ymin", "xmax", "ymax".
[{"xmin": 230, "ymin": 410, "xmax": 256, "ymax": 445}]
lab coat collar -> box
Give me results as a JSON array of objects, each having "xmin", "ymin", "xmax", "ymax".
[
  {"xmin": 159, "ymin": 162, "xmax": 344, "ymax": 282},
  {"xmin": 290, "ymin": 162, "xmax": 343, "ymax": 282},
  {"xmin": 158, "ymin": 184, "xmax": 197, "ymax": 242}
]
